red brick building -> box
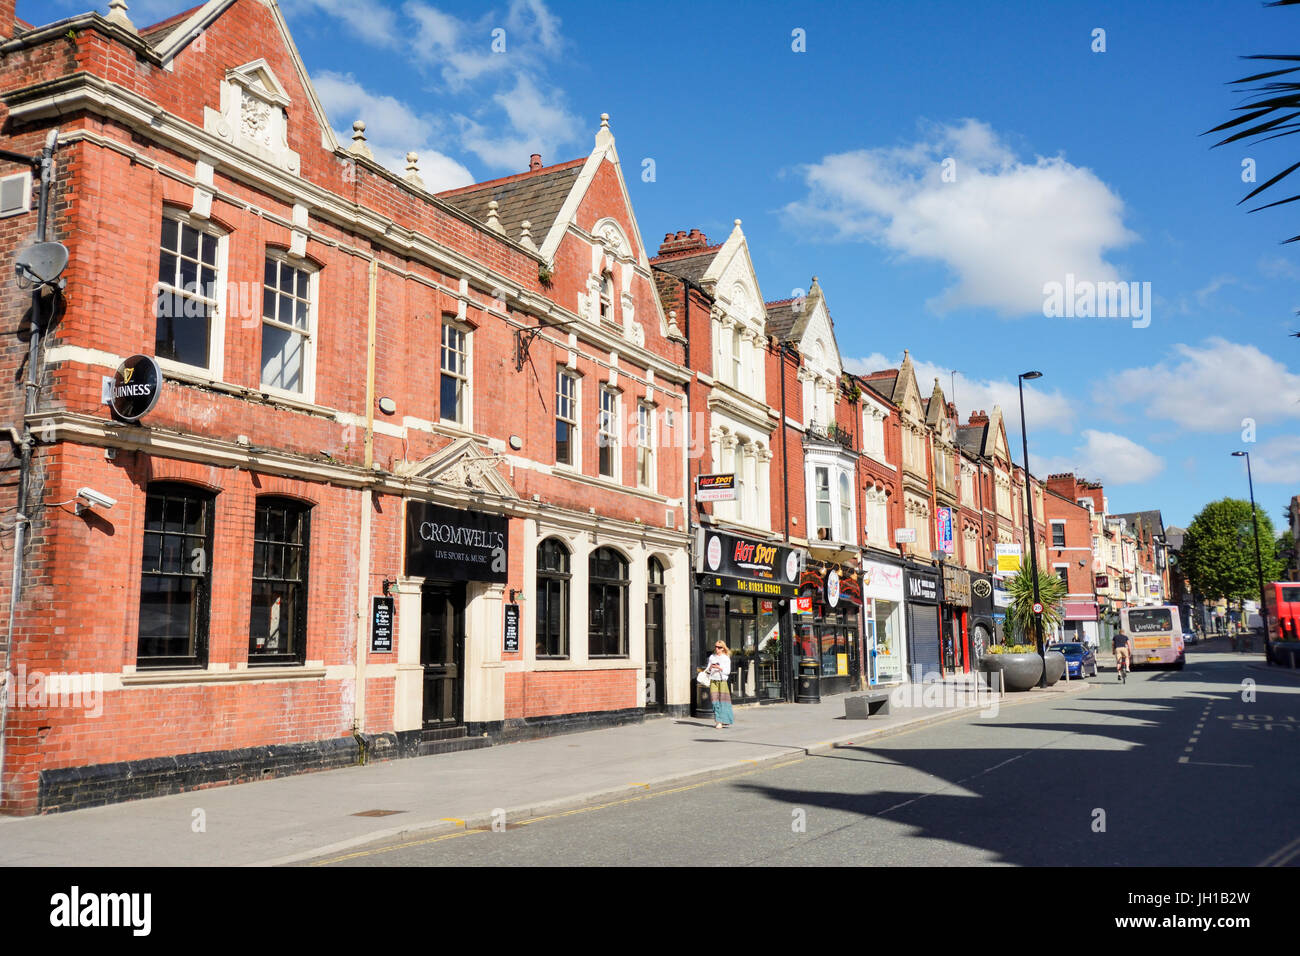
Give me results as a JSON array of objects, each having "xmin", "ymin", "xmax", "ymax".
[
  {"xmin": 0, "ymin": 0, "xmax": 692, "ymax": 813},
  {"xmin": 1044, "ymin": 475, "xmax": 1099, "ymax": 643}
]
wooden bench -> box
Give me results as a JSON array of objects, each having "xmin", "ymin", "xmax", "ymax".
[{"xmin": 844, "ymin": 692, "xmax": 892, "ymax": 719}]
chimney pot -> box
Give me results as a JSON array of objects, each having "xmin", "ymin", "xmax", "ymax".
[{"xmin": 529, "ymin": 153, "xmax": 542, "ymax": 172}]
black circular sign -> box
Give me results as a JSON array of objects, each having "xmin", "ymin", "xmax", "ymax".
[
  {"xmin": 972, "ymin": 578, "xmax": 992, "ymax": 599},
  {"xmin": 110, "ymin": 354, "xmax": 162, "ymax": 421}
]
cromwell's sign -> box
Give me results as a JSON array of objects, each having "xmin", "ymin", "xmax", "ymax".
[{"xmin": 405, "ymin": 502, "xmax": 508, "ymax": 583}]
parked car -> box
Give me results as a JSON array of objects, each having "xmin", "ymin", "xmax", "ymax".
[
  {"xmin": 1183, "ymin": 629, "xmax": 1198, "ymax": 646},
  {"xmin": 1050, "ymin": 642, "xmax": 1097, "ymax": 678}
]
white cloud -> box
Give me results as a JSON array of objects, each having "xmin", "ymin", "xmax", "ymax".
[
  {"xmin": 843, "ymin": 351, "xmax": 1075, "ymax": 434},
  {"xmin": 1253, "ymin": 434, "xmax": 1300, "ymax": 484},
  {"xmin": 783, "ymin": 119, "xmax": 1138, "ymax": 316},
  {"xmin": 1259, "ymin": 255, "xmax": 1300, "ymax": 281},
  {"xmin": 289, "ymin": 0, "xmax": 403, "ymax": 48},
  {"xmin": 313, "ymin": 71, "xmax": 475, "ymax": 190},
  {"xmin": 1036, "ymin": 431, "xmax": 1165, "ymax": 486},
  {"xmin": 457, "ymin": 73, "xmax": 582, "ymax": 170},
  {"xmin": 1095, "ymin": 337, "xmax": 1300, "ymax": 432}
]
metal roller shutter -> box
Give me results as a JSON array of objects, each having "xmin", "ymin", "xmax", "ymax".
[{"xmin": 909, "ymin": 602, "xmax": 941, "ymax": 682}]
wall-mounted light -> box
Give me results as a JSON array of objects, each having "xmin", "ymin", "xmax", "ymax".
[
  {"xmin": 382, "ymin": 578, "xmax": 393, "ymax": 596},
  {"xmin": 378, "ymin": 397, "xmax": 397, "ymax": 415},
  {"xmin": 509, "ymin": 435, "xmax": 522, "ymax": 450}
]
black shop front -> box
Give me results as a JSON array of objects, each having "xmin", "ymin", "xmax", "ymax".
[
  {"xmin": 795, "ymin": 561, "xmax": 864, "ymax": 696},
  {"xmin": 696, "ymin": 529, "xmax": 805, "ymax": 705}
]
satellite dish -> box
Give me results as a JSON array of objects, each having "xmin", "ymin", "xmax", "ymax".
[{"xmin": 15, "ymin": 241, "xmax": 69, "ymax": 286}]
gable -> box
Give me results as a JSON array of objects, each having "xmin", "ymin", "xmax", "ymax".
[
  {"xmin": 796, "ymin": 298, "xmax": 841, "ymax": 379},
  {"xmin": 704, "ymin": 222, "xmax": 767, "ymax": 332},
  {"xmin": 399, "ymin": 438, "xmax": 518, "ymax": 499},
  {"xmin": 159, "ymin": 0, "xmax": 339, "ymax": 162},
  {"xmin": 895, "ymin": 362, "xmax": 923, "ymax": 421}
]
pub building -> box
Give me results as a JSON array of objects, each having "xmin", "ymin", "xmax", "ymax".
[
  {"xmin": 940, "ymin": 562, "xmax": 973, "ymax": 675},
  {"xmin": 862, "ymin": 557, "xmax": 907, "ymax": 685},
  {"xmin": 905, "ymin": 564, "xmax": 942, "ymax": 681},
  {"xmin": 397, "ymin": 500, "xmax": 511, "ymax": 741},
  {"xmin": 795, "ymin": 560, "xmax": 864, "ymax": 695},
  {"xmin": 696, "ymin": 528, "xmax": 806, "ymax": 705}
]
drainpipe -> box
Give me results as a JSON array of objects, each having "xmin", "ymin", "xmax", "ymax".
[
  {"xmin": 354, "ymin": 257, "xmax": 379, "ymax": 741},
  {"xmin": 1, "ymin": 129, "xmax": 60, "ymax": 808},
  {"xmin": 779, "ymin": 344, "xmax": 790, "ymax": 544},
  {"xmin": 678, "ymin": 276, "xmax": 700, "ymax": 712}
]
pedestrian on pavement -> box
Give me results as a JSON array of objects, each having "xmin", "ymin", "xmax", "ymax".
[{"xmin": 707, "ymin": 641, "xmax": 734, "ymax": 729}]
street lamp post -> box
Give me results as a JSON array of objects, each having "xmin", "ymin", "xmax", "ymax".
[
  {"xmin": 1231, "ymin": 451, "xmax": 1267, "ymax": 649},
  {"xmin": 1018, "ymin": 371, "xmax": 1046, "ymax": 687}
]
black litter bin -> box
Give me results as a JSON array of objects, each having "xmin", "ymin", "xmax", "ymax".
[
  {"xmin": 692, "ymin": 670, "xmax": 713, "ymax": 719},
  {"xmin": 797, "ymin": 657, "xmax": 821, "ymax": 703}
]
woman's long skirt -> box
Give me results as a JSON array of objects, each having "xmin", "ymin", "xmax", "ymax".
[{"xmin": 710, "ymin": 679, "xmax": 734, "ymax": 726}]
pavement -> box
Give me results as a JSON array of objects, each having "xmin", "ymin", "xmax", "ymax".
[{"xmin": 0, "ymin": 674, "xmax": 1092, "ymax": 867}]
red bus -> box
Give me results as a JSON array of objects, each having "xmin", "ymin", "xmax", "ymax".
[{"xmin": 1264, "ymin": 582, "xmax": 1300, "ymax": 667}]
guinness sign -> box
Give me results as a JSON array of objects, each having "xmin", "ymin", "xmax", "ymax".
[{"xmin": 108, "ymin": 355, "xmax": 162, "ymax": 422}]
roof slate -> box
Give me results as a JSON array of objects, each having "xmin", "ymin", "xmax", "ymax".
[
  {"xmin": 650, "ymin": 250, "xmax": 716, "ymax": 287},
  {"xmin": 438, "ymin": 161, "xmax": 584, "ymax": 245},
  {"xmin": 765, "ymin": 300, "xmax": 799, "ymax": 342},
  {"xmin": 1113, "ymin": 510, "xmax": 1166, "ymax": 538}
]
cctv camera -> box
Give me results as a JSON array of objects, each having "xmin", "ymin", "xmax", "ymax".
[{"xmin": 76, "ymin": 487, "xmax": 116, "ymax": 512}]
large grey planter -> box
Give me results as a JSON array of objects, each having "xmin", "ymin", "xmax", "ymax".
[
  {"xmin": 978, "ymin": 653, "xmax": 1043, "ymax": 691},
  {"xmin": 1044, "ymin": 650, "xmax": 1066, "ymax": 685}
]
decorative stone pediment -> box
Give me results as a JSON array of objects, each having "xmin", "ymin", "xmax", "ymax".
[
  {"xmin": 204, "ymin": 59, "xmax": 301, "ymax": 175},
  {"xmin": 399, "ymin": 438, "xmax": 518, "ymax": 498}
]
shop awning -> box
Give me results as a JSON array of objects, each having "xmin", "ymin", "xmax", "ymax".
[{"xmin": 1064, "ymin": 601, "xmax": 1097, "ymax": 621}]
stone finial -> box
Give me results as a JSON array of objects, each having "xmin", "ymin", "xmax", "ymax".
[
  {"xmin": 595, "ymin": 112, "xmax": 613, "ymax": 148},
  {"xmin": 486, "ymin": 200, "xmax": 505, "ymax": 234},
  {"xmin": 734, "ymin": 218, "xmax": 742, "ymax": 228},
  {"xmin": 349, "ymin": 121, "xmax": 373, "ymax": 159},
  {"xmin": 519, "ymin": 220, "xmax": 537, "ymax": 252},
  {"xmin": 403, "ymin": 152, "xmax": 424, "ymax": 189},
  {"xmin": 667, "ymin": 309, "xmax": 681, "ymax": 338},
  {"xmin": 107, "ymin": 0, "xmax": 136, "ymax": 31}
]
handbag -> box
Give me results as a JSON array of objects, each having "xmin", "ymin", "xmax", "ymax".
[{"xmin": 696, "ymin": 670, "xmax": 712, "ymax": 687}]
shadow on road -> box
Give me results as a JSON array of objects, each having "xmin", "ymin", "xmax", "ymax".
[{"xmin": 721, "ymin": 660, "xmax": 1291, "ymax": 866}]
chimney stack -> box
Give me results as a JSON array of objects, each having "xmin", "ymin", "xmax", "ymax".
[
  {"xmin": 529, "ymin": 153, "xmax": 542, "ymax": 172},
  {"xmin": 656, "ymin": 228, "xmax": 710, "ymax": 258},
  {"xmin": 968, "ymin": 409, "xmax": 989, "ymax": 427}
]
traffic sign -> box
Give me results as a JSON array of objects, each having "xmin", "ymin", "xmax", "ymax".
[{"xmin": 1032, "ymin": 602, "xmax": 1043, "ymax": 615}]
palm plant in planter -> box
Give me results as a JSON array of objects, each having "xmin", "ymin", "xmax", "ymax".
[
  {"xmin": 1004, "ymin": 565, "xmax": 1068, "ymax": 642},
  {"xmin": 1003, "ymin": 566, "xmax": 1069, "ymax": 684},
  {"xmin": 977, "ymin": 564, "xmax": 1069, "ymax": 689}
]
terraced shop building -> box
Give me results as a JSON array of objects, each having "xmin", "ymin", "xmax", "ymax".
[{"xmin": 0, "ymin": 0, "xmax": 692, "ymax": 814}]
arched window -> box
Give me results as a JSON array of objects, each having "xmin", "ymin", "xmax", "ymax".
[
  {"xmin": 250, "ymin": 496, "xmax": 311, "ymax": 665},
  {"xmin": 589, "ymin": 547, "xmax": 629, "ymax": 657},
  {"xmin": 537, "ymin": 538, "xmax": 571, "ymax": 658},
  {"xmin": 599, "ymin": 272, "xmax": 614, "ymax": 323},
  {"xmin": 137, "ymin": 481, "xmax": 216, "ymax": 668}
]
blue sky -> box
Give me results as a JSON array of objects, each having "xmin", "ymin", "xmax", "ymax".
[{"xmin": 29, "ymin": 0, "xmax": 1300, "ymax": 533}]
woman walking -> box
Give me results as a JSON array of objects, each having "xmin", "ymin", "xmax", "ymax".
[{"xmin": 707, "ymin": 642, "xmax": 734, "ymax": 729}]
